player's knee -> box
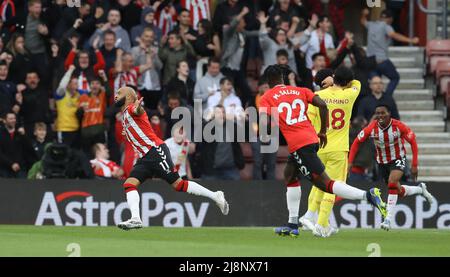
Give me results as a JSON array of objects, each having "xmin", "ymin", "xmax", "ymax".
[
  {"xmin": 388, "ymin": 182, "xmax": 401, "ymax": 194},
  {"xmin": 173, "ymin": 179, "xmax": 188, "ymax": 192}
]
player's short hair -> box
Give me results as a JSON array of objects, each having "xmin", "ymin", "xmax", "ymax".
[
  {"xmin": 167, "ymin": 92, "xmax": 181, "ymax": 101},
  {"xmin": 376, "ymin": 103, "xmax": 391, "ymax": 113},
  {"xmin": 276, "ymin": 49, "xmax": 289, "ymax": 58},
  {"xmin": 220, "ymin": 76, "xmax": 233, "ymax": 86},
  {"xmin": 312, "ymin": 52, "xmax": 325, "ymax": 61},
  {"xmin": 333, "ymin": 66, "xmax": 354, "ymax": 87},
  {"xmin": 263, "ymin": 65, "xmax": 285, "ymax": 88},
  {"xmin": 34, "ymin": 122, "xmax": 46, "ymax": 131},
  {"xmin": 314, "ymin": 68, "xmax": 334, "ymax": 87}
]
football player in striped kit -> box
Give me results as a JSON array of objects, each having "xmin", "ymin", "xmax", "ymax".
[
  {"xmin": 349, "ymin": 104, "xmax": 434, "ymax": 231},
  {"xmin": 114, "ymin": 86, "xmax": 229, "ymax": 230}
]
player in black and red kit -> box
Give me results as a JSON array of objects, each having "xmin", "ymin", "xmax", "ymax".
[
  {"xmin": 349, "ymin": 104, "xmax": 434, "ymax": 231},
  {"xmin": 114, "ymin": 86, "xmax": 229, "ymax": 230}
]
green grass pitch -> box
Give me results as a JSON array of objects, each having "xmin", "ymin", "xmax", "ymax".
[{"xmin": 0, "ymin": 225, "xmax": 449, "ymax": 257}]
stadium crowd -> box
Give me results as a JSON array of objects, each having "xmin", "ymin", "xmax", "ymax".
[{"xmin": 0, "ymin": 0, "xmax": 417, "ymax": 181}]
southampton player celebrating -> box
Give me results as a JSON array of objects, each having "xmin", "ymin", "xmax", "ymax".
[
  {"xmin": 259, "ymin": 65, "xmax": 386, "ymax": 237},
  {"xmin": 114, "ymin": 86, "xmax": 229, "ymax": 230},
  {"xmin": 293, "ymin": 67, "xmax": 360, "ymax": 237},
  {"xmin": 349, "ymin": 104, "xmax": 434, "ymax": 231}
]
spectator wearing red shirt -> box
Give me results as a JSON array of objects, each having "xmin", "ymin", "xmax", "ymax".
[{"xmin": 90, "ymin": 143, "xmax": 124, "ymax": 179}]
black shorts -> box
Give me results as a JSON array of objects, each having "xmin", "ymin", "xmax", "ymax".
[
  {"xmin": 129, "ymin": 143, "xmax": 180, "ymax": 184},
  {"xmin": 287, "ymin": 143, "xmax": 326, "ymax": 181},
  {"xmin": 378, "ymin": 156, "xmax": 406, "ymax": 184}
]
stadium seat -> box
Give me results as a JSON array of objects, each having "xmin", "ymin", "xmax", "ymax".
[
  {"xmin": 426, "ymin": 40, "xmax": 450, "ymax": 75},
  {"xmin": 436, "ymin": 60, "xmax": 450, "ymax": 96}
]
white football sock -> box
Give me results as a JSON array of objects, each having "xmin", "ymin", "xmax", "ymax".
[
  {"xmin": 304, "ymin": 210, "xmax": 317, "ymax": 221},
  {"xmin": 126, "ymin": 190, "xmax": 141, "ymax": 220},
  {"xmin": 331, "ymin": 181, "xmax": 366, "ymax": 200},
  {"xmin": 386, "ymin": 194, "xmax": 398, "ymax": 221},
  {"xmin": 402, "ymin": 185, "xmax": 423, "ymax": 196},
  {"xmin": 186, "ymin": 181, "xmax": 217, "ymax": 201},
  {"xmin": 287, "ymin": 186, "xmax": 301, "ymax": 224}
]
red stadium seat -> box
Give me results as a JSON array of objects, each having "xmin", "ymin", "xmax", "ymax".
[
  {"xmin": 277, "ymin": 146, "xmax": 289, "ymax": 162},
  {"xmin": 426, "ymin": 40, "xmax": 450, "ymax": 74},
  {"xmin": 436, "ymin": 60, "xmax": 450, "ymax": 96},
  {"xmin": 239, "ymin": 162, "xmax": 253, "ymax": 180},
  {"xmin": 240, "ymin": 142, "xmax": 253, "ymax": 162}
]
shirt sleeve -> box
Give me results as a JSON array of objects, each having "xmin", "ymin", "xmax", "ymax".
[
  {"xmin": 398, "ymin": 121, "xmax": 418, "ymax": 167},
  {"xmin": 304, "ymin": 88, "xmax": 316, "ymax": 104},
  {"xmin": 384, "ymin": 22, "xmax": 395, "ymax": 35},
  {"xmin": 126, "ymin": 104, "xmax": 136, "ymax": 115},
  {"xmin": 347, "ymin": 80, "xmax": 361, "ymax": 102}
]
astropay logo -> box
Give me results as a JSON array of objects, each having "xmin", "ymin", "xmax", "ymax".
[{"xmin": 35, "ymin": 191, "xmax": 210, "ymax": 227}]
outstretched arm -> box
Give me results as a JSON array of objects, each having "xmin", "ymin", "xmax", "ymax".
[
  {"xmin": 133, "ymin": 97, "xmax": 145, "ymax": 116},
  {"xmin": 400, "ymin": 123, "xmax": 418, "ymax": 180}
]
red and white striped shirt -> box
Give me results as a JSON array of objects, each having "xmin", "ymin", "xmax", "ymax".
[
  {"xmin": 112, "ymin": 66, "xmax": 140, "ymax": 93},
  {"xmin": 156, "ymin": 6, "xmax": 177, "ymax": 36},
  {"xmin": 349, "ymin": 119, "xmax": 418, "ymax": 167},
  {"xmin": 90, "ymin": 158, "xmax": 122, "ymax": 178},
  {"xmin": 122, "ymin": 104, "xmax": 163, "ymax": 158},
  {"xmin": 181, "ymin": 0, "xmax": 211, "ymax": 30}
]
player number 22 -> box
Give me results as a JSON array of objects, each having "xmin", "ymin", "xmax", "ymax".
[{"xmin": 278, "ymin": 99, "xmax": 307, "ymax": 125}]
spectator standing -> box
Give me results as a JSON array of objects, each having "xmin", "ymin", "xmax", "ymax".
[
  {"xmin": 64, "ymin": 41, "xmax": 106, "ymax": 94},
  {"xmin": 164, "ymin": 60, "xmax": 195, "ymax": 105},
  {"xmin": 114, "ymin": 0, "xmax": 142, "ymax": 33},
  {"xmin": 130, "ymin": 7, "xmax": 162, "ymax": 46},
  {"xmin": 199, "ymin": 105, "xmax": 244, "ymax": 180},
  {"xmin": 89, "ymin": 9, "xmax": 131, "ymax": 52},
  {"xmin": 205, "ymin": 77, "xmax": 243, "ymax": 121},
  {"xmin": 248, "ymin": 78, "xmax": 276, "ymax": 180},
  {"xmin": 110, "ymin": 49, "xmax": 153, "ymax": 93},
  {"xmin": 221, "ymin": 6, "xmax": 258, "ymax": 106},
  {"xmin": 212, "ymin": 0, "xmax": 244, "ymax": 37},
  {"xmin": 77, "ymin": 71, "xmax": 111, "ymax": 153},
  {"xmin": 54, "ymin": 65, "xmax": 80, "ymax": 148},
  {"xmin": 18, "ymin": 71, "xmax": 51, "ymax": 137},
  {"xmin": 192, "ymin": 19, "xmax": 221, "ymax": 80},
  {"xmin": 158, "ymin": 30, "xmax": 196, "ymax": 85},
  {"xmin": 357, "ymin": 75, "xmax": 400, "ymax": 122},
  {"xmin": 5, "ymin": 33, "xmax": 33, "ymax": 85},
  {"xmin": 0, "ymin": 112, "xmax": 36, "ymax": 178},
  {"xmin": 361, "ymin": 9, "xmax": 419, "ymax": 96},
  {"xmin": 193, "ymin": 57, "xmax": 225, "ymax": 111},
  {"xmin": 300, "ymin": 15, "xmax": 334, "ymax": 69},
  {"xmin": 130, "ymin": 27, "xmax": 163, "ymax": 110},
  {"xmin": 258, "ymin": 12, "xmax": 296, "ymax": 74},
  {"xmin": 90, "ymin": 143, "xmax": 124, "ymax": 179},
  {"xmin": 100, "ymin": 30, "xmax": 119, "ymax": 75},
  {"xmin": 23, "ymin": 0, "xmax": 50, "ymax": 88},
  {"xmin": 0, "ymin": 61, "xmax": 18, "ymax": 118}
]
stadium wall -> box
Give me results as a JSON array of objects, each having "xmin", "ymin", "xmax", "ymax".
[{"xmin": 0, "ymin": 179, "xmax": 449, "ymax": 229}]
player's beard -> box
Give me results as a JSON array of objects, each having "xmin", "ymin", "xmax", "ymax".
[{"xmin": 114, "ymin": 97, "xmax": 126, "ymax": 108}]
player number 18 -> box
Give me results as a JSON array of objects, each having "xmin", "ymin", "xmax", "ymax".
[{"xmin": 328, "ymin": 108, "xmax": 345, "ymax": 130}]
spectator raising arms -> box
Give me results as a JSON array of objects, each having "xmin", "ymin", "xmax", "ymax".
[
  {"xmin": 194, "ymin": 57, "xmax": 225, "ymax": 111},
  {"xmin": 361, "ymin": 8, "xmax": 419, "ymax": 96},
  {"xmin": 158, "ymin": 30, "xmax": 196, "ymax": 85},
  {"xmin": 89, "ymin": 9, "xmax": 131, "ymax": 52},
  {"xmin": 54, "ymin": 65, "xmax": 81, "ymax": 148},
  {"xmin": 77, "ymin": 71, "xmax": 111, "ymax": 153},
  {"xmin": 64, "ymin": 39, "xmax": 106, "ymax": 94}
]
